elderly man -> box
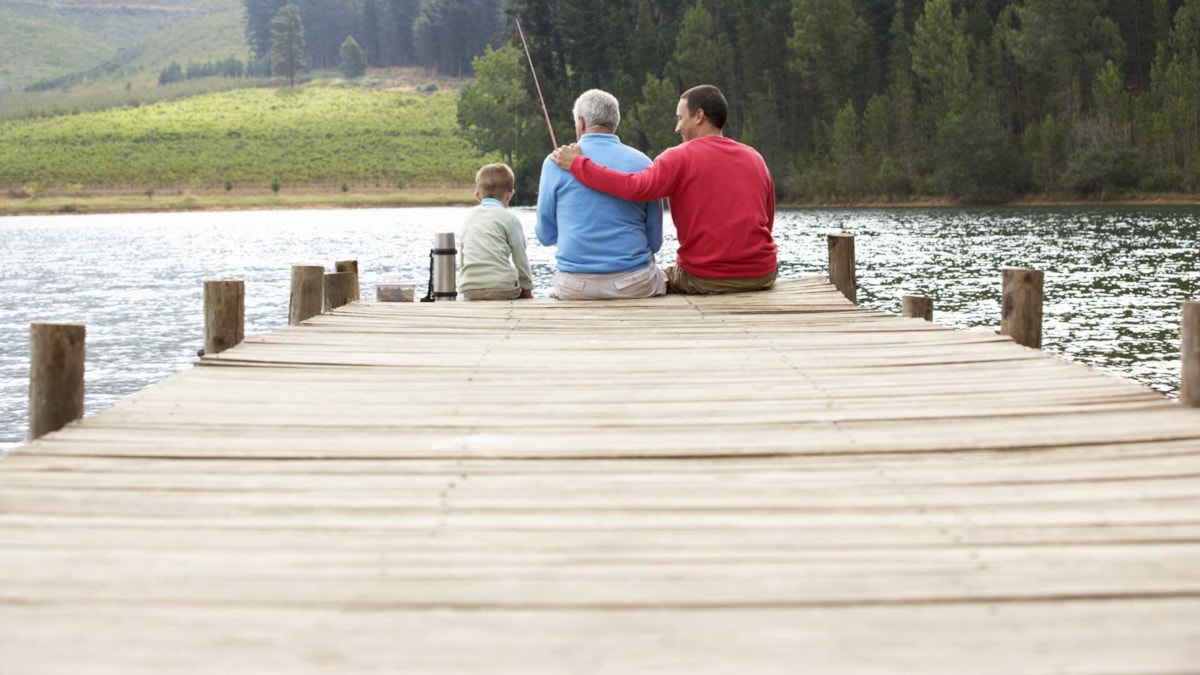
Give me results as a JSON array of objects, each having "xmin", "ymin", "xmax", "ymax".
[
  {"xmin": 552, "ymin": 85, "xmax": 777, "ymax": 295},
  {"xmin": 536, "ymin": 89, "xmax": 666, "ymax": 300}
]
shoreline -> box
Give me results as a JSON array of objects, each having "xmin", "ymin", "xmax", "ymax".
[
  {"xmin": 2, "ymin": 185, "xmax": 1200, "ymax": 216},
  {"xmin": 0, "ymin": 183, "xmax": 479, "ymax": 217}
]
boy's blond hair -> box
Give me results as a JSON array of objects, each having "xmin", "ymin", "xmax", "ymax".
[{"xmin": 475, "ymin": 163, "xmax": 515, "ymax": 200}]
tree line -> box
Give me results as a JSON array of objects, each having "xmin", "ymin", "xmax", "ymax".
[
  {"xmin": 242, "ymin": 0, "xmax": 505, "ymax": 75},
  {"xmin": 158, "ymin": 58, "xmax": 261, "ymax": 85},
  {"xmin": 457, "ymin": 0, "xmax": 1200, "ymax": 203}
]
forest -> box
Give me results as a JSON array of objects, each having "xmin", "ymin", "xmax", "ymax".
[
  {"xmin": 241, "ymin": 0, "xmax": 506, "ymax": 74},
  {"xmin": 247, "ymin": 0, "xmax": 1200, "ymax": 203}
]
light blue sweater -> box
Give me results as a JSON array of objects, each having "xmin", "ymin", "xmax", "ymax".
[{"xmin": 535, "ymin": 133, "xmax": 663, "ymax": 274}]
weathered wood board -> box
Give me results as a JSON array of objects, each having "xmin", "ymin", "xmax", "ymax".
[{"xmin": 2, "ymin": 278, "xmax": 1199, "ymax": 673}]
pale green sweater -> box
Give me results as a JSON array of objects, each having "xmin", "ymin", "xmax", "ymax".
[{"xmin": 457, "ymin": 199, "xmax": 534, "ymax": 292}]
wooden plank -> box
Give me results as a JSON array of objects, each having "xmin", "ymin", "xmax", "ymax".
[{"xmin": 2, "ymin": 277, "xmax": 1199, "ymax": 673}]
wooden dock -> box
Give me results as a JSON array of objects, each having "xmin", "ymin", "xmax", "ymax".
[{"xmin": 3, "ymin": 278, "xmax": 1200, "ymax": 673}]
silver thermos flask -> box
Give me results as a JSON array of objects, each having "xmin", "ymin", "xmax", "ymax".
[{"xmin": 431, "ymin": 232, "xmax": 457, "ymax": 301}]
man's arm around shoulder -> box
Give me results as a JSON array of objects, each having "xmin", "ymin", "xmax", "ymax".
[{"xmin": 552, "ymin": 143, "xmax": 680, "ymax": 202}]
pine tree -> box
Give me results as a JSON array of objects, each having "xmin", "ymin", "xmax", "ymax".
[
  {"xmin": 625, "ymin": 74, "xmax": 683, "ymax": 155},
  {"xmin": 912, "ymin": 0, "xmax": 972, "ymax": 116},
  {"xmin": 340, "ymin": 35, "xmax": 367, "ymax": 78},
  {"xmin": 788, "ymin": 0, "xmax": 873, "ymax": 120},
  {"xmin": 672, "ymin": 0, "xmax": 734, "ymax": 92},
  {"xmin": 386, "ymin": 0, "xmax": 420, "ymax": 65},
  {"xmin": 830, "ymin": 100, "xmax": 863, "ymax": 196},
  {"xmin": 270, "ymin": 4, "xmax": 306, "ymax": 87},
  {"xmin": 244, "ymin": 0, "xmax": 289, "ymax": 58},
  {"xmin": 1010, "ymin": 0, "xmax": 1125, "ymax": 118},
  {"xmin": 361, "ymin": 0, "xmax": 382, "ymax": 67}
]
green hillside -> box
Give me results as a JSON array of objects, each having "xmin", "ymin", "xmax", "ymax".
[
  {"xmin": 0, "ymin": 1, "xmax": 173, "ymax": 91},
  {"xmin": 0, "ymin": 0, "xmax": 246, "ymax": 93},
  {"xmin": 0, "ymin": 86, "xmax": 496, "ymax": 187}
]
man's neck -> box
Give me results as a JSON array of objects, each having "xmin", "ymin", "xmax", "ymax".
[{"xmin": 581, "ymin": 127, "xmax": 614, "ymax": 136}]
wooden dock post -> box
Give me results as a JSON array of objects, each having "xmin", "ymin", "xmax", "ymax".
[
  {"xmin": 325, "ymin": 272, "xmax": 356, "ymax": 311},
  {"xmin": 335, "ymin": 260, "xmax": 360, "ymax": 302},
  {"xmin": 29, "ymin": 323, "xmax": 85, "ymax": 441},
  {"xmin": 827, "ymin": 233, "xmax": 856, "ymax": 304},
  {"xmin": 289, "ymin": 265, "xmax": 325, "ymax": 326},
  {"xmin": 902, "ymin": 295, "xmax": 934, "ymax": 321},
  {"xmin": 1001, "ymin": 267, "xmax": 1044, "ymax": 349},
  {"xmin": 1184, "ymin": 301, "xmax": 1200, "ymax": 407},
  {"xmin": 204, "ymin": 280, "xmax": 244, "ymax": 356}
]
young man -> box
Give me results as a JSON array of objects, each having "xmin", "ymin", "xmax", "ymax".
[
  {"xmin": 536, "ymin": 89, "xmax": 665, "ymax": 300},
  {"xmin": 551, "ymin": 85, "xmax": 777, "ymax": 295},
  {"xmin": 457, "ymin": 163, "xmax": 535, "ymax": 300}
]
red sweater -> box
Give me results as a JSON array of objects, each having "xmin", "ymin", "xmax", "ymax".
[{"xmin": 569, "ymin": 135, "xmax": 777, "ymax": 279}]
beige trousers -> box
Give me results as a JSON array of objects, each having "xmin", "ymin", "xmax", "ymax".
[
  {"xmin": 665, "ymin": 265, "xmax": 778, "ymax": 295},
  {"xmin": 550, "ymin": 260, "xmax": 667, "ymax": 301},
  {"xmin": 461, "ymin": 284, "xmax": 522, "ymax": 301}
]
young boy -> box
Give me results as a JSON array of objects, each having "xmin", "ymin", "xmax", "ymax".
[{"xmin": 457, "ymin": 163, "xmax": 535, "ymax": 301}]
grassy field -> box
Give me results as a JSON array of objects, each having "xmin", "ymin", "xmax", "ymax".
[{"xmin": 0, "ymin": 86, "xmax": 497, "ymax": 198}]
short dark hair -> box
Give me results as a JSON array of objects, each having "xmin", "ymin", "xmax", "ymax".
[{"xmin": 681, "ymin": 85, "xmax": 727, "ymax": 130}]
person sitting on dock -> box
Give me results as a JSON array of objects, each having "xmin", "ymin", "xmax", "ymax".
[
  {"xmin": 536, "ymin": 89, "xmax": 666, "ymax": 300},
  {"xmin": 457, "ymin": 163, "xmax": 535, "ymax": 301},
  {"xmin": 552, "ymin": 85, "xmax": 777, "ymax": 295}
]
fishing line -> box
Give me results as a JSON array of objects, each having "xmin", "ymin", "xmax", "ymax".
[{"xmin": 515, "ymin": 18, "xmax": 558, "ymax": 150}]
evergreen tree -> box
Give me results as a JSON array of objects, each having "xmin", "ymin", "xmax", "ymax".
[
  {"xmin": 830, "ymin": 100, "xmax": 863, "ymax": 196},
  {"xmin": 270, "ymin": 4, "xmax": 306, "ymax": 87},
  {"xmin": 1010, "ymin": 0, "xmax": 1125, "ymax": 118},
  {"xmin": 158, "ymin": 62, "xmax": 184, "ymax": 85},
  {"xmin": 511, "ymin": 0, "xmax": 574, "ymax": 144},
  {"xmin": 788, "ymin": 0, "xmax": 873, "ymax": 119},
  {"xmin": 733, "ymin": 0, "xmax": 805, "ymax": 163},
  {"xmin": 296, "ymin": 0, "xmax": 345, "ymax": 70},
  {"xmin": 885, "ymin": 0, "xmax": 919, "ymax": 184},
  {"xmin": 340, "ymin": 35, "xmax": 367, "ymax": 78},
  {"xmin": 244, "ymin": 0, "xmax": 289, "ymax": 58},
  {"xmin": 912, "ymin": 0, "xmax": 972, "ymax": 116},
  {"xmin": 624, "ymin": 74, "xmax": 683, "ymax": 155},
  {"xmin": 559, "ymin": 0, "xmax": 637, "ymax": 101},
  {"xmin": 386, "ymin": 0, "xmax": 420, "ymax": 65},
  {"xmin": 672, "ymin": 1, "xmax": 734, "ymax": 93},
  {"xmin": 361, "ymin": 0, "xmax": 383, "ymax": 67},
  {"xmin": 414, "ymin": 0, "xmax": 504, "ymax": 76}
]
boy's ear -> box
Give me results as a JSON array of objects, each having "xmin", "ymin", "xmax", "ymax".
[{"xmin": 474, "ymin": 190, "xmax": 483, "ymax": 202}]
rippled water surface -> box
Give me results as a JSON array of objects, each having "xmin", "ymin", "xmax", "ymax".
[{"xmin": 2, "ymin": 206, "xmax": 1197, "ymax": 449}]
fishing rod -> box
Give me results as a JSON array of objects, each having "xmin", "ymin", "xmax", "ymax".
[{"xmin": 515, "ymin": 17, "xmax": 558, "ymax": 151}]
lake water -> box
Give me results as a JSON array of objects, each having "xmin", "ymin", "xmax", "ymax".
[{"xmin": 2, "ymin": 206, "xmax": 1198, "ymax": 450}]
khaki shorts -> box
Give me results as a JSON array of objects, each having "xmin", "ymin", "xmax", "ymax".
[
  {"xmin": 550, "ymin": 260, "xmax": 667, "ymax": 301},
  {"xmin": 461, "ymin": 284, "xmax": 522, "ymax": 301},
  {"xmin": 665, "ymin": 265, "xmax": 778, "ymax": 295}
]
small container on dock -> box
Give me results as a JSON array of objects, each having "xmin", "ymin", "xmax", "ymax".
[{"xmin": 376, "ymin": 281, "xmax": 417, "ymax": 302}]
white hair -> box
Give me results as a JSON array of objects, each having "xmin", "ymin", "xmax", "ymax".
[{"xmin": 572, "ymin": 89, "xmax": 620, "ymax": 132}]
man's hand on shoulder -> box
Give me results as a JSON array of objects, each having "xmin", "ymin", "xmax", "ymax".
[{"xmin": 551, "ymin": 143, "xmax": 581, "ymax": 171}]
